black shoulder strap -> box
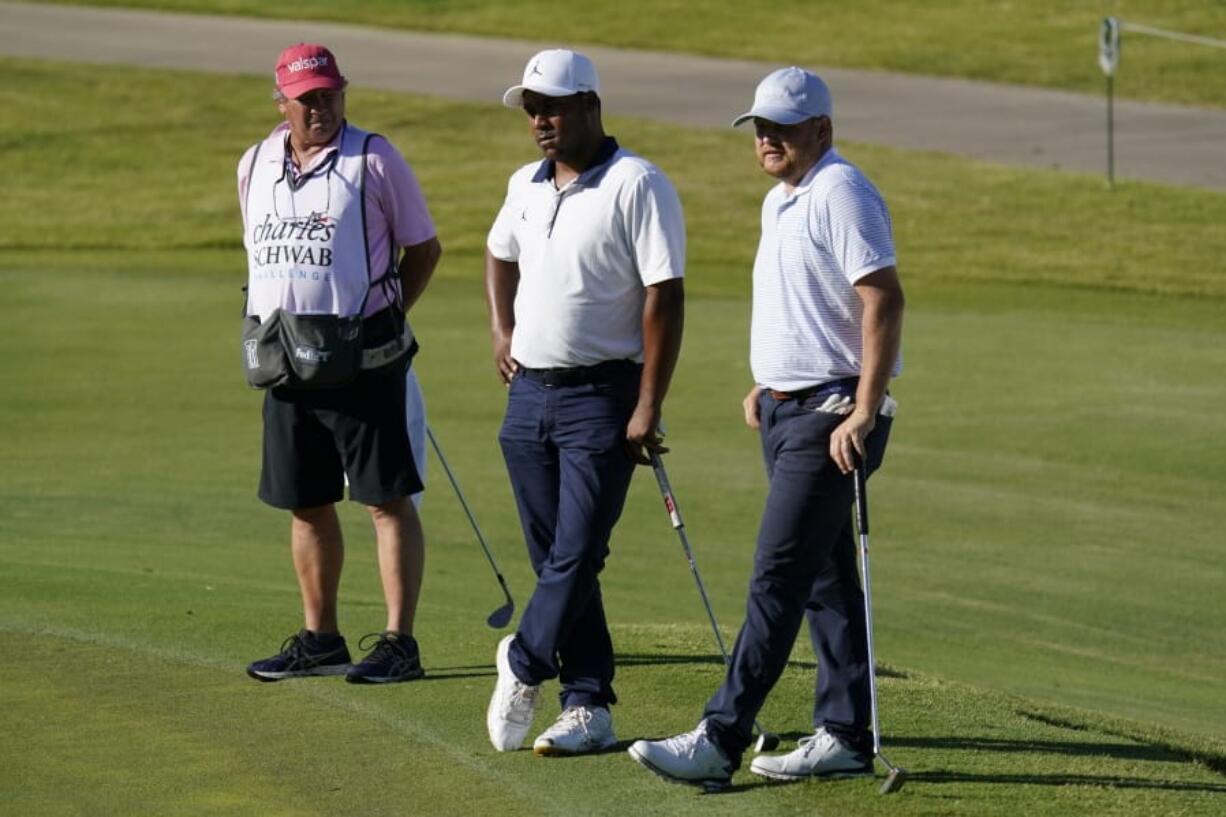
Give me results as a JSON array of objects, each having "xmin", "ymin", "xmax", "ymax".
[
  {"xmin": 358, "ymin": 131, "xmax": 405, "ymax": 314},
  {"xmin": 358, "ymin": 129, "xmax": 374, "ymax": 285}
]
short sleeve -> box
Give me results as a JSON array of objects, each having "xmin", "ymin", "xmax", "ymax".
[
  {"xmin": 822, "ymin": 179, "xmax": 895, "ymax": 283},
  {"xmin": 623, "ymin": 169, "xmax": 686, "ymax": 286},
  {"xmin": 486, "ymin": 174, "xmax": 522, "ymax": 262},
  {"xmin": 367, "ymin": 136, "xmax": 436, "ymax": 248}
]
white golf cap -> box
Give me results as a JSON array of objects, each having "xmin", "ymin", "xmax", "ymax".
[
  {"xmin": 732, "ymin": 66, "xmax": 832, "ymax": 127},
  {"xmin": 503, "ymin": 48, "xmax": 600, "ymax": 108}
]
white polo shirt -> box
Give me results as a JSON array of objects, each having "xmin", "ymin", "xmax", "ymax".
[
  {"xmin": 487, "ymin": 138, "xmax": 685, "ymax": 369},
  {"xmin": 750, "ymin": 148, "xmax": 901, "ymax": 391}
]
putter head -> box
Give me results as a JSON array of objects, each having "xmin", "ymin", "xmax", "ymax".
[
  {"xmin": 486, "ymin": 601, "xmax": 515, "ymax": 629},
  {"xmin": 879, "ymin": 766, "xmax": 907, "ymax": 794},
  {"xmin": 753, "ymin": 732, "xmax": 780, "ymax": 753}
]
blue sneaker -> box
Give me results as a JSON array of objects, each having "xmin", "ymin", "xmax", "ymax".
[
  {"xmin": 345, "ymin": 632, "xmax": 425, "ymax": 684},
  {"xmin": 246, "ymin": 630, "xmax": 352, "ymax": 682}
]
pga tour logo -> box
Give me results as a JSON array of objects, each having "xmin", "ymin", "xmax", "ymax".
[
  {"xmin": 287, "ymin": 56, "xmax": 328, "ymax": 73},
  {"xmin": 244, "ymin": 339, "xmax": 259, "ymax": 369}
]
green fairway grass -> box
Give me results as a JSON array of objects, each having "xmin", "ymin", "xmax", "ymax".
[
  {"xmin": 2, "ymin": 59, "xmax": 1224, "ymax": 815},
  {"xmin": 44, "ymin": 0, "xmax": 1226, "ymax": 108}
]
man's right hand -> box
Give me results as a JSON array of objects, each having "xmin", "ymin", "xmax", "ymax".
[
  {"xmin": 493, "ymin": 333, "xmax": 517, "ymax": 386},
  {"xmin": 743, "ymin": 384, "xmax": 763, "ymax": 429}
]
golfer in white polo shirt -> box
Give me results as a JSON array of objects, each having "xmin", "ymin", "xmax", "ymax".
[
  {"xmin": 629, "ymin": 66, "xmax": 905, "ymax": 789},
  {"xmin": 484, "ymin": 48, "xmax": 686, "ymax": 756}
]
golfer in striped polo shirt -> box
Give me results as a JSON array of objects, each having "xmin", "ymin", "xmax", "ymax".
[{"xmin": 630, "ymin": 67, "xmax": 905, "ymax": 790}]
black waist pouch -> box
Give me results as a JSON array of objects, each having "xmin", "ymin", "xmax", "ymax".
[{"xmin": 242, "ymin": 309, "xmax": 365, "ymax": 390}]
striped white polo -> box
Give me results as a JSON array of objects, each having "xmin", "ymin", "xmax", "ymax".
[{"xmin": 749, "ymin": 147, "xmax": 901, "ymax": 391}]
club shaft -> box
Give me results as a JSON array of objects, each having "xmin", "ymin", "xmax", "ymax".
[
  {"xmin": 651, "ymin": 453, "xmax": 770, "ymax": 739},
  {"xmin": 853, "ymin": 465, "xmax": 882, "ymax": 758},
  {"xmin": 426, "ymin": 426, "xmax": 514, "ymax": 604}
]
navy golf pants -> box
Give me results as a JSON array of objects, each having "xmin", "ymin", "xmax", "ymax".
[
  {"xmin": 704, "ymin": 387, "xmax": 892, "ymax": 766},
  {"xmin": 498, "ymin": 367, "xmax": 639, "ymax": 709}
]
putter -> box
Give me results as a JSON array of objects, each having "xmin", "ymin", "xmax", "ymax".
[
  {"xmin": 649, "ymin": 448, "xmax": 780, "ymax": 753},
  {"xmin": 852, "ymin": 461, "xmax": 908, "ymax": 794},
  {"xmin": 426, "ymin": 425, "xmax": 515, "ymax": 629}
]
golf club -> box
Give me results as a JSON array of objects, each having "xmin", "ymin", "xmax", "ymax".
[
  {"xmin": 425, "ymin": 425, "xmax": 515, "ymax": 629},
  {"xmin": 649, "ymin": 448, "xmax": 780, "ymax": 754},
  {"xmin": 852, "ymin": 460, "xmax": 908, "ymax": 795}
]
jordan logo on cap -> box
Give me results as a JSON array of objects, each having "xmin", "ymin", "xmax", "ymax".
[{"xmin": 529, "ymin": 61, "xmax": 543, "ymax": 77}]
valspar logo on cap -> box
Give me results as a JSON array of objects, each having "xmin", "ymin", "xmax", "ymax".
[
  {"xmin": 287, "ymin": 55, "xmax": 329, "ymax": 73},
  {"xmin": 275, "ymin": 43, "xmax": 345, "ymax": 98}
]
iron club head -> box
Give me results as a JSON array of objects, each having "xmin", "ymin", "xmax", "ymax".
[
  {"xmin": 753, "ymin": 731, "xmax": 780, "ymax": 753},
  {"xmin": 486, "ymin": 601, "xmax": 515, "ymax": 629}
]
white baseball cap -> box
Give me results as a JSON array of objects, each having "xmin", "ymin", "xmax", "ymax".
[
  {"xmin": 503, "ymin": 49, "xmax": 601, "ymax": 108},
  {"xmin": 732, "ymin": 66, "xmax": 832, "ymax": 127}
]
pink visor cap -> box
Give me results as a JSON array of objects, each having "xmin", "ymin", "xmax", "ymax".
[
  {"xmin": 503, "ymin": 49, "xmax": 600, "ymax": 108},
  {"xmin": 275, "ymin": 43, "xmax": 346, "ymax": 99},
  {"xmin": 733, "ymin": 66, "xmax": 832, "ymax": 127}
]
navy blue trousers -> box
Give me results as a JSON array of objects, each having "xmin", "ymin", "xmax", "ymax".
[
  {"xmin": 704, "ymin": 387, "xmax": 892, "ymax": 767},
  {"xmin": 498, "ymin": 367, "xmax": 639, "ymax": 709}
]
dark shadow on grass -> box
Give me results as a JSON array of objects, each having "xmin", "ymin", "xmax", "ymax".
[
  {"xmin": 1017, "ymin": 708, "xmax": 1226, "ymax": 777},
  {"xmin": 785, "ymin": 659, "xmax": 908, "ymax": 678},
  {"xmin": 617, "ymin": 653, "xmax": 906, "ymax": 678},
  {"xmin": 533, "ymin": 739, "xmax": 636, "ymax": 758},
  {"xmin": 891, "ymin": 735, "xmax": 1183, "ymax": 764},
  {"xmin": 910, "ymin": 769, "xmax": 1226, "ymax": 794},
  {"xmin": 416, "ymin": 666, "xmax": 497, "ymax": 681},
  {"xmin": 617, "ymin": 653, "xmax": 726, "ymax": 668}
]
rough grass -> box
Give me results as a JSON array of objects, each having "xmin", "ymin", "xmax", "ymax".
[
  {"xmin": 4, "ymin": 58, "xmax": 1226, "ymax": 299},
  {"xmin": 40, "ymin": 0, "xmax": 1226, "ymax": 108}
]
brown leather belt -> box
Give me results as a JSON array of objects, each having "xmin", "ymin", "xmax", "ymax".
[
  {"xmin": 766, "ymin": 377, "xmax": 859, "ymax": 402},
  {"xmin": 768, "ymin": 388, "xmax": 810, "ymax": 401}
]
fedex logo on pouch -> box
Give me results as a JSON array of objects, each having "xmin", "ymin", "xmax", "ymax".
[
  {"xmin": 286, "ymin": 56, "xmax": 328, "ymax": 73},
  {"xmin": 294, "ymin": 345, "xmax": 332, "ymax": 365}
]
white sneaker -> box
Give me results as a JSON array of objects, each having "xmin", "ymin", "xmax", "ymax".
[
  {"xmin": 486, "ymin": 635, "xmax": 541, "ymax": 751},
  {"xmin": 749, "ymin": 727, "xmax": 873, "ymax": 781},
  {"xmin": 533, "ymin": 705, "xmax": 616, "ymax": 756},
  {"xmin": 627, "ymin": 721, "xmax": 734, "ymax": 791}
]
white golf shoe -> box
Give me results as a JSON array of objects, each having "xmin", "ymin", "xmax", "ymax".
[
  {"xmin": 749, "ymin": 727, "xmax": 873, "ymax": 781},
  {"xmin": 533, "ymin": 705, "xmax": 616, "ymax": 756},
  {"xmin": 486, "ymin": 635, "xmax": 541, "ymax": 751},
  {"xmin": 627, "ymin": 721, "xmax": 734, "ymax": 791}
]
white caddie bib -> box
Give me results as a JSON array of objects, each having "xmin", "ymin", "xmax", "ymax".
[{"xmin": 244, "ymin": 124, "xmax": 375, "ymax": 321}]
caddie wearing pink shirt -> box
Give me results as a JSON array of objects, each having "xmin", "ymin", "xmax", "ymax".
[{"xmin": 237, "ymin": 43, "xmax": 442, "ymax": 684}]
